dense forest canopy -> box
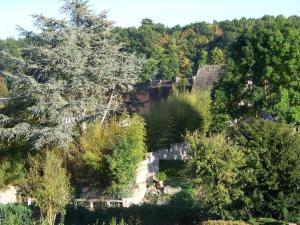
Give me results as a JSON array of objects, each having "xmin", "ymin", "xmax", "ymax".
[
  {"xmin": 211, "ymin": 16, "xmax": 300, "ymax": 129},
  {"xmin": 2, "ymin": 15, "xmax": 300, "ymax": 82},
  {"xmin": 113, "ymin": 15, "xmax": 300, "ymax": 80}
]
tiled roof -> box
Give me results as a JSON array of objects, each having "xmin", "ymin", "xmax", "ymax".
[{"xmin": 192, "ymin": 65, "xmax": 224, "ymax": 90}]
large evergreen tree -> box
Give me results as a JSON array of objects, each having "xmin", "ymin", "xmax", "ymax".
[{"xmin": 0, "ymin": 0, "xmax": 143, "ymax": 150}]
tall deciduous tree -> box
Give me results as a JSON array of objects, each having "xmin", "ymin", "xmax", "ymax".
[
  {"xmin": 212, "ymin": 21, "xmax": 300, "ymax": 127},
  {"xmin": 0, "ymin": 0, "xmax": 143, "ymax": 149}
]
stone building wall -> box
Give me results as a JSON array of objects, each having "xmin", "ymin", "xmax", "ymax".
[
  {"xmin": 123, "ymin": 142, "xmax": 191, "ymax": 207},
  {"xmin": 0, "ymin": 186, "xmax": 18, "ymax": 204}
]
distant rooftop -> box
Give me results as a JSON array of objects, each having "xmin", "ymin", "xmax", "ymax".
[{"xmin": 192, "ymin": 64, "xmax": 224, "ymax": 90}]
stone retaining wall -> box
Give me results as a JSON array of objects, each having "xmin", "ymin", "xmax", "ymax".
[{"xmin": 124, "ymin": 142, "xmax": 190, "ymax": 207}]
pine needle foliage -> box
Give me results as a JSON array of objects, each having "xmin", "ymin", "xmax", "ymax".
[{"xmin": 0, "ymin": 0, "xmax": 144, "ymax": 150}]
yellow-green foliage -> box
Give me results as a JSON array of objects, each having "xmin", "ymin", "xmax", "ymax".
[
  {"xmin": 27, "ymin": 150, "xmax": 70, "ymax": 225},
  {"xmin": 0, "ymin": 76, "xmax": 9, "ymax": 97},
  {"xmin": 0, "ymin": 141, "xmax": 28, "ymax": 189},
  {"xmin": 146, "ymin": 89, "xmax": 211, "ymax": 150},
  {"xmin": 80, "ymin": 112, "xmax": 146, "ymax": 175},
  {"xmin": 189, "ymin": 89, "xmax": 212, "ymax": 131},
  {"xmin": 122, "ymin": 114, "xmax": 146, "ymax": 161},
  {"xmin": 185, "ymin": 131, "xmax": 246, "ymax": 218},
  {"xmin": 0, "ymin": 77, "xmax": 9, "ymax": 109},
  {"xmin": 78, "ymin": 113, "xmax": 146, "ymax": 194},
  {"xmin": 80, "ymin": 118, "xmax": 121, "ymax": 171},
  {"xmin": 201, "ymin": 220, "xmax": 249, "ymax": 225},
  {"xmin": 0, "ymin": 160, "xmax": 26, "ymax": 189}
]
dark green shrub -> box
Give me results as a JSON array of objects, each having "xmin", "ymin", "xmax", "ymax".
[
  {"xmin": 159, "ymin": 160, "xmax": 186, "ymax": 177},
  {"xmin": 65, "ymin": 204, "xmax": 198, "ymax": 225},
  {"xmin": 0, "ymin": 204, "xmax": 33, "ymax": 225},
  {"xmin": 228, "ymin": 119, "xmax": 300, "ymax": 222},
  {"xmin": 186, "ymin": 119, "xmax": 300, "ymax": 222}
]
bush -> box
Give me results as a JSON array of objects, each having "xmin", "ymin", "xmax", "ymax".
[
  {"xmin": 146, "ymin": 90, "xmax": 211, "ymax": 151},
  {"xmin": 227, "ymin": 119, "xmax": 300, "ymax": 222},
  {"xmin": 185, "ymin": 131, "xmax": 246, "ymax": 219},
  {"xmin": 186, "ymin": 119, "xmax": 300, "ymax": 222},
  {"xmin": 249, "ymin": 217, "xmax": 286, "ymax": 225},
  {"xmin": 155, "ymin": 172, "xmax": 167, "ymax": 181},
  {"xmin": 159, "ymin": 160, "xmax": 186, "ymax": 177},
  {"xmin": 0, "ymin": 141, "xmax": 28, "ymax": 189},
  {"xmin": 0, "ymin": 160, "xmax": 26, "ymax": 189},
  {"xmin": 105, "ymin": 136, "xmax": 142, "ymax": 197},
  {"xmin": 0, "ymin": 204, "xmax": 33, "ymax": 225},
  {"xmin": 72, "ymin": 113, "xmax": 146, "ymax": 195}
]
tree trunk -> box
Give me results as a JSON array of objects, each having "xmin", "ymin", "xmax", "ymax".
[
  {"xmin": 100, "ymin": 93, "xmax": 115, "ymax": 126},
  {"xmin": 79, "ymin": 106, "xmax": 87, "ymax": 135},
  {"xmin": 79, "ymin": 121, "xmax": 87, "ymax": 135},
  {"xmin": 264, "ymin": 79, "xmax": 268, "ymax": 99}
]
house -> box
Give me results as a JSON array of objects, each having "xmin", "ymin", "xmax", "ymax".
[{"xmin": 192, "ymin": 64, "xmax": 224, "ymax": 91}]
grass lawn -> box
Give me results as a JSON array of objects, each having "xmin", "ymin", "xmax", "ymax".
[
  {"xmin": 164, "ymin": 177, "xmax": 194, "ymax": 207},
  {"xmin": 159, "ymin": 160, "xmax": 194, "ymax": 206}
]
